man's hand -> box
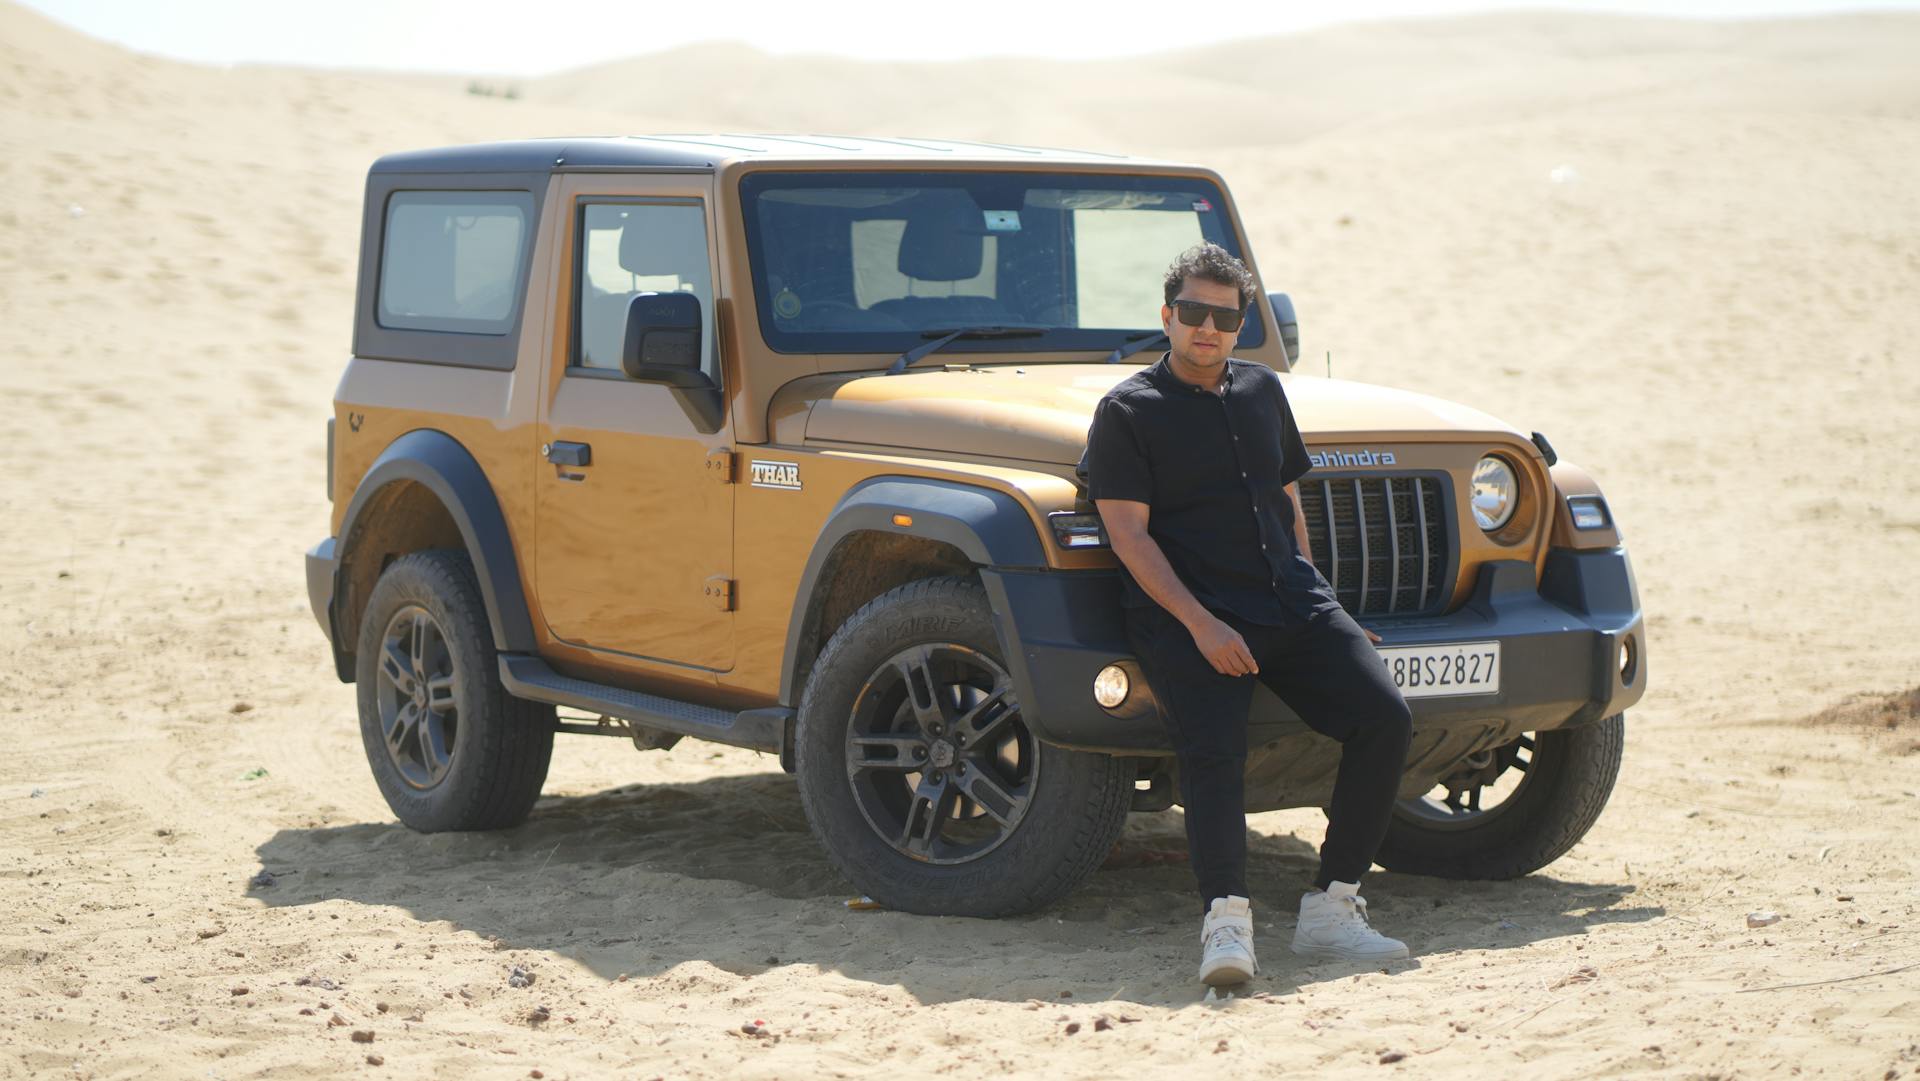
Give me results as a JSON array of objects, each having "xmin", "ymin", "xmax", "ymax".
[
  {"xmin": 1363, "ymin": 626, "xmax": 1382, "ymax": 644},
  {"xmin": 1189, "ymin": 614, "xmax": 1259, "ymax": 677},
  {"xmin": 1097, "ymin": 497, "xmax": 1263, "ymax": 677}
]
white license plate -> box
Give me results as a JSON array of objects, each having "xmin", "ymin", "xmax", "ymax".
[{"xmin": 1377, "ymin": 641, "xmax": 1501, "ymax": 699}]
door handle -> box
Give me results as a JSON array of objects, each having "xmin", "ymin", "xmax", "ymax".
[{"xmin": 544, "ymin": 441, "xmax": 591, "ymax": 468}]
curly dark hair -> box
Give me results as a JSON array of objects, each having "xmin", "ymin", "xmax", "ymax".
[{"xmin": 1163, "ymin": 242, "xmax": 1257, "ymax": 310}]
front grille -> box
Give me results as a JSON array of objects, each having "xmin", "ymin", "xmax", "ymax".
[{"xmin": 1297, "ymin": 474, "xmax": 1450, "ymax": 616}]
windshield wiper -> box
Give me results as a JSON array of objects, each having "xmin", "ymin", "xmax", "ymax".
[
  {"xmin": 1105, "ymin": 330, "xmax": 1167, "ymax": 364},
  {"xmin": 886, "ymin": 325, "xmax": 1048, "ymax": 375}
]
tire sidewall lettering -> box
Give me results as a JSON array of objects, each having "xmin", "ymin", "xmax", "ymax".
[{"xmin": 881, "ymin": 615, "xmax": 972, "ymax": 641}]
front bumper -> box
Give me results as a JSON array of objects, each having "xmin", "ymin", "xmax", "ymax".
[
  {"xmin": 982, "ymin": 547, "xmax": 1646, "ymax": 755},
  {"xmin": 305, "ymin": 536, "xmax": 352, "ymax": 682}
]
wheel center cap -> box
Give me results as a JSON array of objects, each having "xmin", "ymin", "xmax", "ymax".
[
  {"xmin": 928, "ymin": 740, "xmax": 956, "ymax": 769},
  {"xmin": 412, "ymin": 684, "xmax": 427, "ymax": 709}
]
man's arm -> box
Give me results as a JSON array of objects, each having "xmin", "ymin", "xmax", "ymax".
[
  {"xmin": 1096, "ymin": 498, "xmax": 1259, "ymax": 677},
  {"xmin": 1286, "ymin": 481, "xmax": 1312, "ymax": 562}
]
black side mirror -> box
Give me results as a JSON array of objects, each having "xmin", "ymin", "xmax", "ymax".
[
  {"xmin": 1267, "ymin": 291, "xmax": 1299, "ymax": 365},
  {"xmin": 622, "ymin": 292, "xmax": 705, "ymax": 386},
  {"xmin": 620, "ymin": 292, "xmax": 724, "ymax": 432}
]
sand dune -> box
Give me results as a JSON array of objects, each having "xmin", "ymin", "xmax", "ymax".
[
  {"xmin": 517, "ymin": 13, "xmax": 1920, "ymax": 147},
  {"xmin": 2, "ymin": 2, "xmax": 1918, "ymax": 1077}
]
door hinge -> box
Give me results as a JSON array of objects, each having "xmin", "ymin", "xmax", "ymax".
[
  {"xmin": 705, "ymin": 448, "xmax": 735, "ymax": 484},
  {"xmin": 702, "ymin": 575, "xmax": 735, "ymax": 611}
]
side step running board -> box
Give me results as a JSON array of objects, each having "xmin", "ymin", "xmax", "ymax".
[{"xmin": 498, "ymin": 654, "xmax": 790, "ymax": 756}]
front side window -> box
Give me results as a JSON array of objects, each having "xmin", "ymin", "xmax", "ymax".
[
  {"xmin": 377, "ymin": 191, "xmax": 534, "ymax": 334},
  {"xmin": 740, "ymin": 171, "xmax": 1263, "ymax": 355},
  {"xmin": 574, "ymin": 200, "xmax": 715, "ymax": 377}
]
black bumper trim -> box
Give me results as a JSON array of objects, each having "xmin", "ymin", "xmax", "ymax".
[
  {"xmin": 304, "ymin": 537, "xmax": 352, "ymax": 683},
  {"xmin": 984, "ymin": 549, "xmax": 1646, "ymax": 755}
]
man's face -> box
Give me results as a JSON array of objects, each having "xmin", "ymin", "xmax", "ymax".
[{"xmin": 1162, "ymin": 276, "xmax": 1244, "ymax": 373}]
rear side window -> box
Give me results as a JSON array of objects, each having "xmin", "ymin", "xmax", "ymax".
[{"xmin": 378, "ymin": 191, "xmax": 535, "ymax": 334}]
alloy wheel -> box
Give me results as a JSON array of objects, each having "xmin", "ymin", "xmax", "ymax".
[
  {"xmin": 373, "ymin": 605, "xmax": 459, "ymax": 790},
  {"xmin": 843, "ymin": 643, "xmax": 1037, "ymax": 865}
]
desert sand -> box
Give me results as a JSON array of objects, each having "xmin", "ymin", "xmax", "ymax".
[{"xmin": 2, "ymin": 3, "xmax": 1918, "ymax": 1077}]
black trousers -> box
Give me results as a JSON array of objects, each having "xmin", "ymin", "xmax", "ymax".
[{"xmin": 1124, "ymin": 603, "xmax": 1413, "ymax": 909}]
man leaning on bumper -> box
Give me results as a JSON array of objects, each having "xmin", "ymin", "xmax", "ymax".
[{"xmin": 1084, "ymin": 243, "xmax": 1416, "ymax": 987}]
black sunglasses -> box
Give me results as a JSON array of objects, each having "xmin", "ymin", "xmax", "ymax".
[{"xmin": 1169, "ymin": 299, "xmax": 1247, "ymax": 333}]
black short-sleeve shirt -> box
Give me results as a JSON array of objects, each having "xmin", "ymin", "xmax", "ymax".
[{"xmin": 1083, "ymin": 354, "xmax": 1338, "ymax": 626}]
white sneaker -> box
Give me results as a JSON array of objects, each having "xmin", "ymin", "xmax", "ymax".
[
  {"xmin": 1198, "ymin": 895, "xmax": 1258, "ymax": 986},
  {"xmin": 1290, "ymin": 881, "xmax": 1410, "ymax": 961}
]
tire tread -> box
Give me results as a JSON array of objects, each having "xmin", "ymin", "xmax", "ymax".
[
  {"xmin": 357, "ymin": 550, "xmax": 554, "ymax": 832},
  {"xmin": 796, "ymin": 576, "xmax": 1129, "ymax": 917},
  {"xmin": 1375, "ymin": 714, "xmax": 1625, "ymax": 879}
]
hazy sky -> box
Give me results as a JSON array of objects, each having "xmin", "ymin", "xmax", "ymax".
[{"xmin": 20, "ymin": 0, "xmax": 1920, "ymax": 75}]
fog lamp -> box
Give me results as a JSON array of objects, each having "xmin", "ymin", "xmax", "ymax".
[
  {"xmin": 1093, "ymin": 665, "xmax": 1130, "ymax": 709},
  {"xmin": 1618, "ymin": 633, "xmax": 1639, "ymax": 686}
]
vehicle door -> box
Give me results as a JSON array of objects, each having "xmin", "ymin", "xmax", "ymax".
[{"xmin": 534, "ymin": 173, "xmax": 734, "ymax": 672}]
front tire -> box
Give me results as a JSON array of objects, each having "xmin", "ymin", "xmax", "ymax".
[
  {"xmin": 794, "ymin": 577, "xmax": 1130, "ymax": 917},
  {"xmin": 1373, "ymin": 714, "xmax": 1625, "ymax": 879},
  {"xmin": 354, "ymin": 550, "xmax": 555, "ymax": 832}
]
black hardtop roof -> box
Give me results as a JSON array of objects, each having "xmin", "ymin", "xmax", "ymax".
[{"xmin": 368, "ymin": 134, "xmax": 1148, "ymax": 175}]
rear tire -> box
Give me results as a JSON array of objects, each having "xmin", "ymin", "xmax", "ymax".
[
  {"xmin": 354, "ymin": 550, "xmax": 554, "ymax": 832},
  {"xmin": 794, "ymin": 577, "xmax": 1130, "ymax": 917},
  {"xmin": 1373, "ymin": 714, "xmax": 1625, "ymax": 879}
]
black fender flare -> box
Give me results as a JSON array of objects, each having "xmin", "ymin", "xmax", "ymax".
[
  {"xmin": 778, "ymin": 476, "xmax": 1048, "ymax": 706},
  {"xmin": 335, "ymin": 428, "xmax": 537, "ymax": 659}
]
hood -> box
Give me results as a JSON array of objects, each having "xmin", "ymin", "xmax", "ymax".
[{"xmin": 788, "ymin": 363, "xmax": 1523, "ymax": 465}]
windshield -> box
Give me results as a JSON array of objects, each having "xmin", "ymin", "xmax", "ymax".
[{"xmin": 739, "ymin": 171, "xmax": 1264, "ymax": 356}]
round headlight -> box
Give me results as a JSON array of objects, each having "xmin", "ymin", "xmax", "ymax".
[
  {"xmin": 1092, "ymin": 665, "xmax": 1130, "ymax": 709},
  {"xmin": 1471, "ymin": 457, "xmax": 1518, "ymax": 531}
]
